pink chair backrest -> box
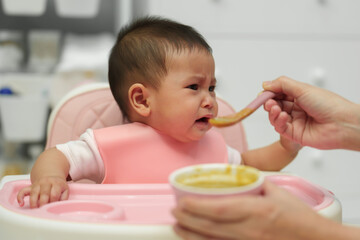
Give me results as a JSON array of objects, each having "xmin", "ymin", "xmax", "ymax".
[{"xmin": 45, "ymin": 83, "xmax": 248, "ymax": 153}]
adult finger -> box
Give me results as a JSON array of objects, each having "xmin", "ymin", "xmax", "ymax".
[
  {"xmin": 177, "ymin": 195, "xmax": 264, "ymax": 222},
  {"xmin": 172, "ymin": 208, "xmax": 241, "ymax": 240},
  {"xmin": 173, "ymin": 224, "xmax": 219, "ymax": 240},
  {"xmin": 263, "ymin": 99, "xmax": 279, "ymax": 112},
  {"xmin": 273, "ymin": 112, "xmax": 292, "ymax": 135},
  {"xmin": 268, "ymin": 104, "xmax": 282, "ymax": 126},
  {"xmin": 263, "ymin": 76, "xmax": 308, "ymax": 100},
  {"xmin": 177, "ymin": 181, "xmax": 284, "ymax": 222}
]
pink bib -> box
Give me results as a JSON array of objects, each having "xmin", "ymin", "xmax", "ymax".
[{"xmin": 93, "ymin": 122, "xmax": 228, "ymax": 184}]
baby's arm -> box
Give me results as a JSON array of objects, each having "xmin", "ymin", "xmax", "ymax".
[
  {"xmin": 241, "ymin": 136, "xmax": 302, "ymax": 171},
  {"xmin": 17, "ymin": 147, "xmax": 70, "ymax": 208}
]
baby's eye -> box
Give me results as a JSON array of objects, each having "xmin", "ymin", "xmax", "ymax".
[
  {"xmin": 209, "ymin": 85, "xmax": 216, "ymax": 92},
  {"xmin": 187, "ymin": 84, "xmax": 198, "ymax": 90}
]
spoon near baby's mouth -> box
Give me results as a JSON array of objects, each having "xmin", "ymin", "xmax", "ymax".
[{"xmin": 209, "ymin": 91, "xmax": 276, "ymax": 127}]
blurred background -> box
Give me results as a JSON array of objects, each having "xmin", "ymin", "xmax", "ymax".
[{"xmin": 0, "ymin": 0, "xmax": 360, "ymax": 224}]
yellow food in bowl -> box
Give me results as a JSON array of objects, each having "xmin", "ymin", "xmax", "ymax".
[{"xmin": 176, "ymin": 165, "xmax": 258, "ymax": 188}]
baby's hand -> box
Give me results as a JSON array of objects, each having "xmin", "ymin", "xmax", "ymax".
[{"xmin": 17, "ymin": 176, "xmax": 69, "ymax": 208}]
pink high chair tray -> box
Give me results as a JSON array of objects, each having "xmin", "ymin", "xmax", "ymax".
[
  {"xmin": 266, "ymin": 175, "xmax": 335, "ymax": 211},
  {"xmin": 0, "ymin": 174, "xmax": 340, "ymax": 225},
  {"xmin": 0, "ymin": 174, "xmax": 342, "ymax": 240}
]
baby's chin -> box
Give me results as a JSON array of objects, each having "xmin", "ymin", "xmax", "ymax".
[
  {"xmin": 159, "ymin": 122, "xmax": 211, "ymax": 143},
  {"xmin": 169, "ymin": 130, "xmax": 207, "ymax": 143},
  {"xmin": 186, "ymin": 128, "xmax": 211, "ymax": 142}
]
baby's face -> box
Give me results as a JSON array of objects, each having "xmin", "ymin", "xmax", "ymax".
[{"xmin": 147, "ymin": 50, "xmax": 218, "ymax": 142}]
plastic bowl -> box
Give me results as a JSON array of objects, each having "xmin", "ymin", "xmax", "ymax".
[{"xmin": 169, "ymin": 163, "xmax": 264, "ymax": 201}]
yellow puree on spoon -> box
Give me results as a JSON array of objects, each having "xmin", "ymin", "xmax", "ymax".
[{"xmin": 176, "ymin": 165, "xmax": 258, "ymax": 188}]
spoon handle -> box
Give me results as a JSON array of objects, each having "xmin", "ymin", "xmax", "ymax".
[{"xmin": 246, "ymin": 91, "xmax": 276, "ymax": 110}]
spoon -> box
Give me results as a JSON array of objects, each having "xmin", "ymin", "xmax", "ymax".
[{"xmin": 209, "ymin": 91, "xmax": 276, "ymax": 127}]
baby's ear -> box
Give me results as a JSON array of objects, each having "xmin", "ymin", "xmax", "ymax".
[{"xmin": 128, "ymin": 83, "xmax": 151, "ymax": 117}]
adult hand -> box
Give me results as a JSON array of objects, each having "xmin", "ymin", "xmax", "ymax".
[
  {"xmin": 172, "ymin": 181, "xmax": 338, "ymax": 240},
  {"xmin": 263, "ymin": 76, "xmax": 360, "ymax": 150}
]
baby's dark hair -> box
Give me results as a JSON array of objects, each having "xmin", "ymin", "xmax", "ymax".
[{"xmin": 108, "ymin": 16, "xmax": 212, "ymax": 119}]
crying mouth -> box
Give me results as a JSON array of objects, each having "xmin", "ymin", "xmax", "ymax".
[{"xmin": 196, "ymin": 117, "xmax": 209, "ymax": 123}]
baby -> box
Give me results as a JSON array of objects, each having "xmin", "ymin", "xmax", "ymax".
[{"xmin": 17, "ymin": 16, "xmax": 301, "ymax": 208}]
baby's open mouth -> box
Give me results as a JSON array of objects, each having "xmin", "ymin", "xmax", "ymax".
[{"xmin": 196, "ymin": 117, "xmax": 209, "ymax": 123}]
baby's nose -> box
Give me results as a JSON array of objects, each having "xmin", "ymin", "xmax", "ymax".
[{"xmin": 201, "ymin": 94, "xmax": 215, "ymax": 109}]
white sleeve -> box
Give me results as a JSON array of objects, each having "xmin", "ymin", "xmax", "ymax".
[
  {"xmin": 56, "ymin": 129, "xmax": 104, "ymax": 183},
  {"xmin": 227, "ymin": 145, "xmax": 242, "ymax": 165}
]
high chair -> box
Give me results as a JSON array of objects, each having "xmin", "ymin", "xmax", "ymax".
[{"xmin": 0, "ymin": 82, "xmax": 342, "ymax": 240}]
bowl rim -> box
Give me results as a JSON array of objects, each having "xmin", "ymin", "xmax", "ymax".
[{"xmin": 168, "ymin": 163, "xmax": 264, "ymax": 195}]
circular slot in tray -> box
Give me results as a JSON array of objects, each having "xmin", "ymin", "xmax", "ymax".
[{"xmin": 45, "ymin": 200, "xmax": 124, "ymax": 221}]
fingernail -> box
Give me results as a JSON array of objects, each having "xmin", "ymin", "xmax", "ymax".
[{"xmin": 262, "ymin": 81, "xmax": 272, "ymax": 88}]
